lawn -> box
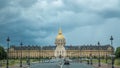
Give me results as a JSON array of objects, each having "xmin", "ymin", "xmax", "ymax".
[{"xmin": 115, "ymin": 58, "xmax": 120, "ymax": 66}]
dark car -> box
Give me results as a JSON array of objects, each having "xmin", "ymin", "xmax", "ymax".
[{"xmin": 64, "ymin": 60, "xmax": 70, "ymax": 65}]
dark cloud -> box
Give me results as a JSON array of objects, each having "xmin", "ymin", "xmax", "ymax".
[
  {"xmin": 17, "ymin": 0, "xmax": 37, "ymax": 8},
  {"xmin": 99, "ymin": 9, "xmax": 120, "ymax": 18},
  {"xmin": 0, "ymin": 0, "xmax": 10, "ymax": 9},
  {"xmin": 0, "ymin": 0, "xmax": 120, "ymax": 48}
]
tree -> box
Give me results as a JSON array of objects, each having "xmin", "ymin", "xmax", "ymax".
[
  {"xmin": 0, "ymin": 46, "xmax": 7, "ymax": 60},
  {"xmin": 115, "ymin": 47, "xmax": 120, "ymax": 58}
]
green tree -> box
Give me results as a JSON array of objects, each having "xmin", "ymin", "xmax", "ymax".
[
  {"xmin": 0, "ymin": 46, "xmax": 7, "ymax": 60},
  {"xmin": 115, "ymin": 47, "xmax": 120, "ymax": 58}
]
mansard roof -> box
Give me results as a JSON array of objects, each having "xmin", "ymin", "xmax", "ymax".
[
  {"xmin": 10, "ymin": 44, "xmax": 114, "ymax": 50},
  {"xmin": 10, "ymin": 45, "xmax": 56, "ymax": 50},
  {"xmin": 65, "ymin": 44, "xmax": 114, "ymax": 50}
]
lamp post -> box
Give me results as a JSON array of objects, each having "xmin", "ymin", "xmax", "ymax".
[
  {"xmin": 6, "ymin": 37, "xmax": 10, "ymax": 68},
  {"xmin": 110, "ymin": 36, "xmax": 114, "ymax": 54},
  {"xmin": 110, "ymin": 36, "xmax": 115, "ymax": 68},
  {"xmin": 29, "ymin": 45, "xmax": 30, "ymax": 66},
  {"xmin": 27, "ymin": 45, "xmax": 30, "ymax": 66},
  {"xmin": 110, "ymin": 55, "xmax": 115, "ymax": 68},
  {"xmin": 98, "ymin": 41, "xmax": 101, "ymax": 67},
  {"xmin": 41, "ymin": 46, "xmax": 42, "ymax": 63},
  {"xmin": 106, "ymin": 54, "xmax": 108, "ymax": 63},
  {"xmin": 79, "ymin": 46, "xmax": 82, "ymax": 63},
  {"xmin": 0, "ymin": 47, "xmax": 2, "ymax": 67},
  {"xmin": 39, "ymin": 46, "xmax": 40, "ymax": 63},
  {"xmin": 110, "ymin": 36, "xmax": 113, "ymax": 46},
  {"xmin": 20, "ymin": 42, "xmax": 23, "ymax": 67},
  {"xmin": 90, "ymin": 53, "xmax": 92, "ymax": 65}
]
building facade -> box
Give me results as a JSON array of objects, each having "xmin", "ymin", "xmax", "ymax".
[
  {"xmin": 8, "ymin": 28, "xmax": 114, "ymax": 59},
  {"xmin": 9, "ymin": 45, "xmax": 114, "ymax": 59},
  {"xmin": 54, "ymin": 28, "xmax": 66, "ymax": 58}
]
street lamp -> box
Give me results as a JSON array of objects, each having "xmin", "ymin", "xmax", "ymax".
[
  {"xmin": 110, "ymin": 36, "xmax": 115, "ymax": 68},
  {"xmin": 90, "ymin": 53, "xmax": 92, "ymax": 65},
  {"xmin": 98, "ymin": 41, "xmax": 101, "ymax": 67},
  {"xmin": 110, "ymin": 36, "xmax": 113, "ymax": 46},
  {"xmin": 0, "ymin": 47, "xmax": 2, "ymax": 67},
  {"xmin": 29, "ymin": 45, "xmax": 30, "ymax": 66},
  {"xmin": 79, "ymin": 46, "xmax": 82, "ymax": 63},
  {"xmin": 6, "ymin": 37, "xmax": 10, "ymax": 68},
  {"xmin": 110, "ymin": 36, "xmax": 114, "ymax": 55},
  {"xmin": 39, "ymin": 46, "xmax": 40, "ymax": 63},
  {"xmin": 106, "ymin": 53, "xmax": 108, "ymax": 63},
  {"xmin": 20, "ymin": 42, "xmax": 23, "ymax": 67},
  {"xmin": 41, "ymin": 46, "xmax": 42, "ymax": 63},
  {"xmin": 110, "ymin": 55, "xmax": 115, "ymax": 68},
  {"xmin": 27, "ymin": 45, "xmax": 30, "ymax": 66}
]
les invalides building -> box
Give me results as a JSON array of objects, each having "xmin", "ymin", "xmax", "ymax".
[
  {"xmin": 9, "ymin": 28, "xmax": 114, "ymax": 59},
  {"xmin": 54, "ymin": 28, "xmax": 66, "ymax": 58}
]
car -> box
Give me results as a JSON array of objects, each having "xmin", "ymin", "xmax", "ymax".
[
  {"xmin": 64, "ymin": 60, "xmax": 70, "ymax": 65},
  {"xmin": 64, "ymin": 59, "xmax": 70, "ymax": 65}
]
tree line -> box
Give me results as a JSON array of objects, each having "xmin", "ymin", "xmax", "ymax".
[
  {"xmin": 115, "ymin": 47, "xmax": 120, "ymax": 58},
  {"xmin": 0, "ymin": 46, "xmax": 7, "ymax": 60}
]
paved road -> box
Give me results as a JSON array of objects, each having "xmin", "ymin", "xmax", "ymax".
[{"xmin": 30, "ymin": 63, "xmax": 94, "ymax": 68}]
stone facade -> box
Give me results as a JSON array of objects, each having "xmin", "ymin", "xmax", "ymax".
[
  {"xmin": 9, "ymin": 45, "xmax": 114, "ymax": 59},
  {"xmin": 54, "ymin": 28, "xmax": 66, "ymax": 58},
  {"xmin": 8, "ymin": 28, "xmax": 114, "ymax": 59}
]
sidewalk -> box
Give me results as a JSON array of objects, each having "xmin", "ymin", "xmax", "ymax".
[{"xmin": 93, "ymin": 63, "xmax": 120, "ymax": 68}]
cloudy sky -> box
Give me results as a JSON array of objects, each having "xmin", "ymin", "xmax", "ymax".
[{"xmin": 0, "ymin": 0, "xmax": 120, "ymax": 48}]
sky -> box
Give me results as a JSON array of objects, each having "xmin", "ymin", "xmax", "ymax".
[{"xmin": 0, "ymin": 0, "xmax": 120, "ymax": 48}]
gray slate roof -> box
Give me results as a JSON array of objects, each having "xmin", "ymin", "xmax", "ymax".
[{"xmin": 10, "ymin": 44, "xmax": 114, "ymax": 50}]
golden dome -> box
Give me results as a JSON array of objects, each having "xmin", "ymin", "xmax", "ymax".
[{"xmin": 56, "ymin": 28, "xmax": 65, "ymax": 39}]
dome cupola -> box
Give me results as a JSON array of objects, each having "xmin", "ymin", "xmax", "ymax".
[
  {"xmin": 56, "ymin": 28, "xmax": 65, "ymax": 39},
  {"xmin": 55, "ymin": 28, "xmax": 66, "ymax": 46}
]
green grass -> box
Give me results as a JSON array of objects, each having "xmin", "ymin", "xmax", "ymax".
[
  {"xmin": 92, "ymin": 58, "xmax": 120, "ymax": 66},
  {"xmin": 92, "ymin": 59, "xmax": 111, "ymax": 64},
  {"xmin": 115, "ymin": 58, "xmax": 120, "ymax": 66},
  {"xmin": 0, "ymin": 59, "xmax": 30, "ymax": 67}
]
